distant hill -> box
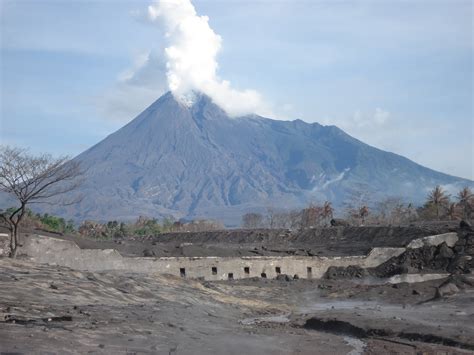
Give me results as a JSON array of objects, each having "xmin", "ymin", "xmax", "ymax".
[{"xmin": 43, "ymin": 92, "xmax": 473, "ymax": 226}]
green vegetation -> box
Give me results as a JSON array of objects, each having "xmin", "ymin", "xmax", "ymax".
[
  {"xmin": 77, "ymin": 216, "xmax": 223, "ymax": 239},
  {"xmin": 39, "ymin": 213, "xmax": 75, "ymax": 234},
  {"xmin": 0, "ymin": 208, "xmax": 76, "ymax": 234}
]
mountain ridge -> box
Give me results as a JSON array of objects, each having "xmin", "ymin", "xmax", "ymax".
[{"xmin": 42, "ymin": 91, "xmax": 472, "ymax": 225}]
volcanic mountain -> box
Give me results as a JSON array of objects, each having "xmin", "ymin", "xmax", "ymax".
[{"xmin": 52, "ymin": 92, "xmax": 471, "ymax": 225}]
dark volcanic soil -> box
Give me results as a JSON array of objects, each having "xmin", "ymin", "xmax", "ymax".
[
  {"xmin": 22, "ymin": 223, "xmax": 459, "ymax": 257},
  {"xmin": 2, "ymin": 222, "xmax": 473, "ymax": 354},
  {"xmin": 1, "ymin": 258, "xmax": 473, "ymax": 354}
]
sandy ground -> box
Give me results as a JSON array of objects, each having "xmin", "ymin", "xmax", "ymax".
[{"xmin": 1, "ymin": 258, "xmax": 473, "ymax": 354}]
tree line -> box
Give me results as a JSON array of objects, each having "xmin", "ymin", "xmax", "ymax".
[
  {"xmin": 1, "ymin": 145, "xmax": 473, "ymax": 257},
  {"xmin": 242, "ymin": 185, "xmax": 473, "ymax": 229},
  {"xmin": 77, "ymin": 217, "xmax": 224, "ymax": 239}
]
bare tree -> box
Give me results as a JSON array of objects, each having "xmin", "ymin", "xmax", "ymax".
[
  {"xmin": 266, "ymin": 206, "xmax": 276, "ymax": 229},
  {"xmin": 321, "ymin": 201, "xmax": 334, "ymax": 226},
  {"xmin": 358, "ymin": 205, "xmax": 369, "ymax": 225},
  {"xmin": 301, "ymin": 203, "xmax": 323, "ymax": 228},
  {"xmin": 287, "ymin": 209, "xmax": 302, "ymax": 230},
  {"xmin": 242, "ymin": 212, "xmax": 264, "ymax": 229},
  {"xmin": 0, "ymin": 146, "xmax": 83, "ymax": 257},
  {"xmin": 375, "ymin": 197, "xmax": 409, "ymax": 225},
  {"xmin": 456, "ymin": 187, "xmax": 473, "ymax": 220},
  {"xmin": 426, "ymin": 185, "xmax": 450, "ymax": 220},
  {"xmin": 343, "ymin": 183, "xmax": 372, "ymax": 225}
]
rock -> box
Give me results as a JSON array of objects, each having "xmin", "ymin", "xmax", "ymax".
[
  {"xmin": 143, "ymin": 249, "xmax": 156, "ymax": 257},
  {"xmin": 445, "ymin": 275, "xmax": 474, "ymax": 290},
  {"xmin": 447, "ymin": 255, "xmax": 472, "ymax": 274},
  {"xmin": 466, "ymin": 234, "xmax": 474, "ymax": 246},
  {"xmin": 325, "ymin": 265, "xmax": 367, "ymax": 280},
  {"xmin": 460, "ymin": 220, "xmax": 472, "ymax": 230},
  {"xmin": 436, "ymin": 282, "xmax": 459, "ymax": 298},
  {"xmin": 437, "ymin": 243, "xmax": 454, "ymax": 259},
  {"xmin": 276, "ymin": 274, "xmax": 292, "ymax": 282}
]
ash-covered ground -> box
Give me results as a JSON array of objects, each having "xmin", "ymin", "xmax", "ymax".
[
  {"xmin": 33, "ymin": 222, "xmax": 461, "ymax": 257},
  {"xmin": 1, "ymin": 222, "xmax": 473, "ymax": 354}
]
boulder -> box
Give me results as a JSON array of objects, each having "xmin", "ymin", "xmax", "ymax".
[
  {"xmin": 447, "ymin": 255, "xmax": 472, "ymax": 274},
  {"xmin": 142, "ymin": 249, "xmax": 156, "ymax": 257},
  {"xmin": 276, "ymin": 274, "xmax": 292, "ymax": 282},
  {"xmin": 460, "ymin": 220, "xmax": 472, "ymax": 230},
  {"xmin": 436, "ymin": 282, "xmax": 459, "ymax": 298},
  {"xmin": 437, "ymin": 242, "xmax": 454, "ymax": 259}
]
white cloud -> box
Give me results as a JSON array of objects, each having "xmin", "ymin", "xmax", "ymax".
[
  {"xmin": 147, "ymin": 0, "xmax": 269, "ymax": 117},
  {"xmin": 320, "ymin": 108, "xmax": 395, "ymax": 151},
  {"xmin": 328, "ymin": 108, "xmax": 391, "ymax": 130},
  {"xmin": 96, "ymin": 50, "xmax": 168, "ymax": 122},
  {"xmin": 373, "ymin": 108, "xmax": 390, "ymax": 125}
]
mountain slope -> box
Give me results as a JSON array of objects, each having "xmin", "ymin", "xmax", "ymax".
[{"xmin": 52, "ymin": 92, "xmax": 472, "ymax": 225}]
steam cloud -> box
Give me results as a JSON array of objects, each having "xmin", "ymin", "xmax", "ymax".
[{"xmin": 148, "ymin": 0, "xmax": 267, "ymax": 116}]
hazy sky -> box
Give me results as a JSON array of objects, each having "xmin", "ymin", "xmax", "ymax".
[{"xmin": 1, "ymin": 0, "xmax": 473, "ymax": 179}]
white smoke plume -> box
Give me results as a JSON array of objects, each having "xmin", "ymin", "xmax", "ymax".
[{"xmin": 147, "ymin": 0, "xmax": 267, "ymax": 117}]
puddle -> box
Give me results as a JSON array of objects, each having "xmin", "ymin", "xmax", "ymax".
[
  {"xmin": 387, "ymin": 273, "xmax": 449, "ymax": 284},
  {"xmin": 240, "ymin": 314, "xmax": 290, "ymax": 325},
  {"xmin": 349, "ymin": 273, "xmax": 449, "ymax": 286},
  {"xmin": 343, "ymin": 336, "xmax": 366, "ymax": 355}
]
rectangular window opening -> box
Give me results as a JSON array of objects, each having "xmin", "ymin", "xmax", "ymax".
[
  {"xmin": 307, "ymin": 267, "xmax": 312, "ymax": 278},
  {"xmin": 275, "ymin": 267, "xmax": 281, "ymax": 275},
  {"xmin": 228, "ymin": 273, "xmax": 234, "ymax": 280},
  {"xmin": 180, "ymin": 268, "xmax": 186, "ymax": 277},
  {"xmin": 212, "ymin": 267, "xmax": 217, "ymax": 275},
  {"xmin": 244, "ymin": 267, "xmax": 250, "ymax": 274}
]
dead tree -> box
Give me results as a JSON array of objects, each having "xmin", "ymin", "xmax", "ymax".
[
  {"xmin": 266, "ymin": 206, "xmax": 276, "ymax": 229},
  {"xmin": 301, "ymin": 203, "xmax": 323, "ymax": 228},
  {"xmin": 0, "ymin": 146, "xmax": 83, "ymax": 257},
  {"xmin": 242, "ymin": 213, "xmax": 264, "ymax": 229}
]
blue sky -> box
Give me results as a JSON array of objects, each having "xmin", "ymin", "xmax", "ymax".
[{"xmin": 0, "ymin": 0, "xmax": 472, "ymax": 179}]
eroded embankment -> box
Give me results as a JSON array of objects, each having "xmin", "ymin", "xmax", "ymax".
[
  {"xmin": 15, "ymin": 223, "xmax": 459, "ymax": 258},
  {"xmin": 303, "ymin": 316, "xmax": 474, "ymax": 351},
  {"xmin": 324, "ymin": 224, "xmax": 473, "ymax": 280}
]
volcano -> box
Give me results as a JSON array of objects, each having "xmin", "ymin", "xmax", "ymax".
[{"xmin": 52, "ymin": 92, "xmax": 471, "ymax": 225}]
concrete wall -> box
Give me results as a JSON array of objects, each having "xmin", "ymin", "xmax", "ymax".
[
  {"xmin": 406, "ymin": 232, "xmax": 458, "ymax": 248},
  {"xmin": 17, "ymin": 232, "xmax": 457, "ymax": 280},
  {"xmin": 0, "ymin": 233, "xmax": 10, "ymax": 257},
  {"xmin": 19, "ymin": 235, "xmax": 406, "ymax": 280}
]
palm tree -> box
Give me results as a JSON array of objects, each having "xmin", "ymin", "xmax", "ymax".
[
  {"xmin": 456, "ymin": 187, "xmax": 473, "ymax": 220},
  {"xmin": 426, "ymin": 185, "xmax": 450, "ymax": 220}
]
